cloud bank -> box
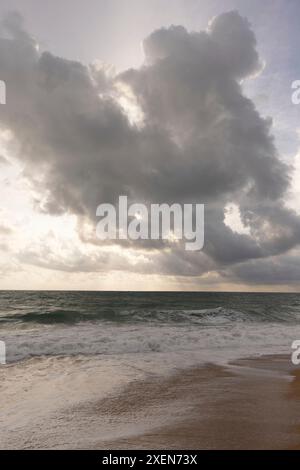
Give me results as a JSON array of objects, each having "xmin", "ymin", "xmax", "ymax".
[{"xmin": 0, "ymin": 10, "xmax": 299, "ymax": 286}]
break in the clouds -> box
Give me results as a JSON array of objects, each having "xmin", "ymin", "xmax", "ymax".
[{"xmin": 0, "ymin": 10, "xmax": 300, "ymax": 286}]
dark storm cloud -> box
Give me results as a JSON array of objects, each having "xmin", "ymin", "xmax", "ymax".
[
  {"xmin": 1, "ymin": 10, "xmax": 300, "ymax": 282},
  {"xmin": 228, "ymin": 252, "xmax": 300, "ymax": 285}
]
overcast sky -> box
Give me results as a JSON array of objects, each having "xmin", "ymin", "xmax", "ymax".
[{"xmin": 0, "ymin": 0, "xmax": 300, "ymax": 291}]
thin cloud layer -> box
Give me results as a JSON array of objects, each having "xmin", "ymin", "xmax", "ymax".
[{"xmin": 0, "ymin": 10, "xmax": 299, "ymax": 284}]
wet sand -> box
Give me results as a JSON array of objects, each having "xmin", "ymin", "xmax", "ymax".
[
  {"xmin": 95, "ymin": 355, "xmax": 300, "ymax": 450},
  {"xmin": 2, "ymin": 354, "xmax": 299, "ymax": 449}
]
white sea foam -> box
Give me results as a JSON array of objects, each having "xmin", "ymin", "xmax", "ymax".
[{"xmin": 2, "ymin": 319, "xmax": 299, "ymax": 367}]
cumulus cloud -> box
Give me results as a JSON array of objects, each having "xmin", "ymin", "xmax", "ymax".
[{"xmin": 0, "ymin": 10, "xmax": 299, "ymax": 284}]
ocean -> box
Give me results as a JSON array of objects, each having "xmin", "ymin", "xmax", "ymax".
[
  {"xmin": 0, "ymin": 291, "xmax": 299, "ymax": 448},
  {"xmin": 1, "ymin": 291, "xmax": 299, "ymax": 364}
]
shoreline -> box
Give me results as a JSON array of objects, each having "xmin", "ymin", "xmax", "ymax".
[
  {"xmin": 94, "ymin": 355, "xmax": 300, "ymax": 450},
  {"xmin": 1, "ymin": 354, "xmax": 300, "ymax": 449}
]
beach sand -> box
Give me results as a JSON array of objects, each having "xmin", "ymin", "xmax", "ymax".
[
  {"xmin": 94, "ymin": 355, "xmax": 300, "ymax": 450},
  {"xmin": 1, "ymin": 354, "xmax": 300, "ymax": 449}
]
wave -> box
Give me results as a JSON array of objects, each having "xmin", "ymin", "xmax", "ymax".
[
  {"xmin": 1, "ymin": 304, "xmax": 299, "ymax": 326},
  {"xmin": 2, "ymin": 317, "xmax": 299, "ymax": 364},
  {"xmin": 0, "ymin": 292, "xmax": 300, "ymax": 364}
]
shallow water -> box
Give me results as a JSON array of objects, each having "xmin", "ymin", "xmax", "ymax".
[{"xmin": 0, "ymin": 291, "xmax": 300, "ymax": 448}]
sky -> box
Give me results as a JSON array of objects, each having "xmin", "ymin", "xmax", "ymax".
[{"xmin": 0, "ymin": 0, "xmax": 300, "ymax": 291}]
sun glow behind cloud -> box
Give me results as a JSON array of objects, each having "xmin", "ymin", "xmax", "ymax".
[
  {"xmin": 1, "ymin": 5, "xmax": 300, "ymax": 291},
  {"xmin": 113, "ymin": 81, "xmax": 145, "ymax": 127}
]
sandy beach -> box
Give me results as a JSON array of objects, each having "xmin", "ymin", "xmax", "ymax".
[
  {"xmin": 95, "ymin": 355, "xmax": 300, "ymax": 450},
  {"xmin": 1, "ymin": 354, "xmax": 300, "ymax": 449}
]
